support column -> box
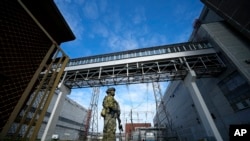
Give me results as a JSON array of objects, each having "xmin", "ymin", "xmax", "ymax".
[
  {"xmin": 41, "ymin": 83, "xmax": 71, "ymax": 141},
  {"xmin": 184, "ymin": 70, "xmax": 223, "ymax": 141}
]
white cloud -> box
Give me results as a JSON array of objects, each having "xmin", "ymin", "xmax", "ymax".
[
  {"xmin": 142, "ymin": 33, "xmax": 168, "ymax": 48},
  {"xmin": 106, "ymin": 27, "xmax": 169, "ymax": 52},
  {"xmin": 83, "ymin": 1, "xmax": 99, "ymax": 20},
  {"xmin": 55, "ymin": 0, "xmax": 85, "ymax": 40},
  {"xmin": 97, "ymin": 0, "xmax": 108, "ymax": 13},
  {"xmin": 75, "ymin": 0, "xmax": 85, "ymax": 5},
  {"xmin": 56, "ymin": 0, "xmax": 168, "ymax": 54},
  {"xmin": 120, "ymin": 38, "xmax": 139, "ymax": 50},
  {"xmin": 106, "ymin": 31, "xmax": 139, "ymax": 51},
  {"xmin": 67, "ymin": 88, "xmax": 92, "ymax": 108},
  {"xmin": 132, "ymin": 6, "xmax": 146, "ymax": 25},
  {"xmin": 92, "ymin": 22, "xmax": 109, "ymax": 37}
]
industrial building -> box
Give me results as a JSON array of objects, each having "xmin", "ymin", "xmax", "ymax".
[
  {"xmin": 125, "ymin": 123, "xmax": 151, "ymax": 140},
  {"xmin": 154, "ymin": 0, "xmax": 250, "ymax": 141},
  {"xmin": 38, "ymin": 93, "xmax": 89, "ymax": 140},
  {"xmin": 1, "ymin": 0, "xmax": 249, "ymax": 140}
]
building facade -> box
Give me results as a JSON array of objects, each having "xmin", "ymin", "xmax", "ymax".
[
  {"xmin": 38, "ymin": 93, "xmax": 89, "ymax": 141},
  {"xmin": 125, "ymin": 123, "xmax": 151, "ymax": 141},
  {"xmin": 154, "ymin": 1, "xmax": 250, "ymax": 141}
]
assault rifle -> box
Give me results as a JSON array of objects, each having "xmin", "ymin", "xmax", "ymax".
[
  {"xmin": 117, "ymin": 116, "xmax": 123, "ymax": 141},
  {"xmin": 117, "ymin": 116, "xmax": 123, "ymax": 132}
]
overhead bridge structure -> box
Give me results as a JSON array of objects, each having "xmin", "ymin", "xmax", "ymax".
[
  {"xmin": 63, "ymin": 41, "xmax": 225, "ymax": 88},
  {"xmin": 43, "ymin": 41, "xmax": 225, "ymax": 141}
]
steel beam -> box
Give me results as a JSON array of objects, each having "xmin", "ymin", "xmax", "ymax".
[{"xmin": 184, "ymin": 70, "xmax": 223, "ymax": 141}]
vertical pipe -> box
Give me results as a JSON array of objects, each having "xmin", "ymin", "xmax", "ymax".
[{"xmin": 41, "ymin": 82, "xmax": 71, "ymax": 141}]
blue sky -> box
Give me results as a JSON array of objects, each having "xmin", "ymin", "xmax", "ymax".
[{"xmin": 54, "ymin": 0, "xmax": 204, "ymax": 133}]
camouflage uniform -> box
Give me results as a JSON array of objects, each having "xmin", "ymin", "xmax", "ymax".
[{"xmin": 102, "ymin": 87, "xmax": 120, "ymax": 141}]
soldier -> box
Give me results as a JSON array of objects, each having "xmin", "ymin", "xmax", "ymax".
[{"xmin": 101, "ymin": 87, "xmax": 123, "ymax": 141}]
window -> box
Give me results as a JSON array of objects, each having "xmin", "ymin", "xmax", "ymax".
[
  {"xmin": 111, "ymin": 56, "xmax": 115, "ymax": 61},
  {"xmin": 167, "ymin": 48, "xmax": 171, "ymax": 53},
  {"xmin": 188, "ymin": 45, "xmax": 193, "ymax": 50},
  {"xmin": 96, "ymin": 57, "xmax": 100, "ymax": 62},
  {"xmin": 198, "ymin": 44, "xmax": 203, "ymax": 49},
  {"xmin": 193, "ymin": 44, "xmax": 198, "ymax": 50},
  {"xmin": 122, "ymin": 54, "xmax": 126, "ymax": 59},
  {"xmin": 117, "ymin": 55, "xmax": 121, "ymax": 60},
  {"xmin": 170, "ymin": 47, "xmax": 175, "ymax": 52},
  {"xmin": 130, "ymin": 53, "xmax": 134, "ymax": 58},
  {"xmin": 158, "ymin": 49, "xmax": 164, "ymax": 54},
  {"xmin": 236, "ymin": 102, "xmax": 245, "ymax": 110},
  {"xmin": 150, "ymin": 50, "xmax": 154, "ymax": 55},
  {"xmin": 141, "ymin": 51, "xmax": 145, "ymax": 56},
  {"xmin": 182, "ymin": 46, "xmax": 187, "ymax": 51},
  {"xmin": 218, "ymin": 71, "xmax": 250, "ymax": 111},
  {"xmin": 177, "ymin": 46, "xmax": 181, "ymax": 52},
  {"xmin": 137, "ymin": 52, "xmax": 141, "ymax": 57},
  {"xmin": 133, "ymin": 52, "xmax": 137, "ymax": 57}
]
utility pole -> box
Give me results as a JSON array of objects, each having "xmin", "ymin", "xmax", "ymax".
[
  {"xmin": 152, "ymin": 82, "xmax": 164, "ymax": 126},
  {"xmin": 65, "ymin": 87, "xmax": 100, "ymax": 141},
  {"xmin": 89, "ymin": 87, "xmax": 100, "ymax": 140},
  {"xmin": 79, "ymin": 87, "xmax": 100, "ymax": 140}
]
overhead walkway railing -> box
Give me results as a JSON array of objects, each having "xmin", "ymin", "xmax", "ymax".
[
  {"xmin": 64, "ymin": 41, "xmax": 226, "ymax": 88},
  {"xmin": 67, "ymin": 41, "xmax": 213, "ymax": 67}
]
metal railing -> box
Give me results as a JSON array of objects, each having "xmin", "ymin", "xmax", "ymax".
[{"xmin": 67, "ymin": 42, "xmax": 212, "ymax": 66}]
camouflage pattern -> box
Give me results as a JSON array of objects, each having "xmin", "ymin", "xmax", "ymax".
[
  {"xmin": 102, "ymin": 87, "xmax": 120, "ymax": 141},
  {"xmin": 103, "ymin": 113, "xmax": 116, "ymax": 140}
]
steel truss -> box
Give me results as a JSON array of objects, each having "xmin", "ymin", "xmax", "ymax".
[
  {"xmin": 78, "ymin": 88, "xmax": 99, "ymax": 141},
  {"xmin": 64, "ymin": 54, "xmax": 225, "ymax": 89},
  {"xmin": 153, "ymin": 82, "xmax": 175, "ymax": 138},
  {"xmin": 88, "ymin": 87, "xmax": 100, "ymax": 139}
]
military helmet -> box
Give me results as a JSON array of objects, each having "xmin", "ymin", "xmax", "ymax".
[{"xmin": 106, "ymin": 87, "xmax": 115, "ymax": 93}]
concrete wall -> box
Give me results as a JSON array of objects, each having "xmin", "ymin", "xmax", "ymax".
[
  {"xmin": 201, "ymin": 22, "xmax": 250, "ymax": 83},
  {"xmin": 156, "ymin": 21, "xmax": 250, "ymax": 141},
  {"xmin": 38, "ymin": 93, "xmax": 88, "ymax": 140}
]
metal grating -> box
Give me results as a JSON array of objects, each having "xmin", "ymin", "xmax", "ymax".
[
  {"xmin": 5, "ymin": 45, "xmax": 69, "ymax": 140},
  {"xmin": 0, "ymin": 0, "xmax": 51, "ymax": 132},
  {"xmin": 0, "ymin": 0, "xmax": 70, "ymax": 140}
]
